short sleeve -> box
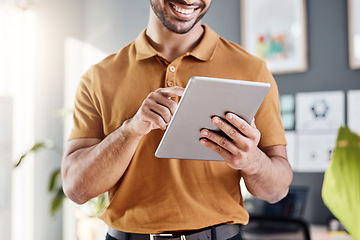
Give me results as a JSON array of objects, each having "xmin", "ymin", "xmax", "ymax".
[
  {"xmin": 254, "ymin": 62, "xmax": 287, "ymax": 148},
  {"xmin": 68, "ymin": 67, "xmax": 104, "ymax": 141}
]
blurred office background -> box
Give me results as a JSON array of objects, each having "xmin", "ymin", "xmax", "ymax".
[{"xmin": 0, "ymin": 0, "xmax": 359, "ymax": 240}]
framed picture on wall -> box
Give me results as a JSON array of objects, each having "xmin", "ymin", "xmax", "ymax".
[
  {"xmin": 348, "ymin": 0, "xmax": 360, "ymax": 69},
  {"xmin": 241, "ymin": 0, "xmax": 308, "ymax": 74}
]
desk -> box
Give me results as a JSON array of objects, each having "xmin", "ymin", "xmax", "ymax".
[{"xmin": 310, "ymin": 225, "xmax": 353, "ymax": 240}]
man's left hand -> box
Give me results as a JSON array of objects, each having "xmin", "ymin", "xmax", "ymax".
[{"xmin": 200, "ymin": 113, "xmax": 262, "ymax": 173}]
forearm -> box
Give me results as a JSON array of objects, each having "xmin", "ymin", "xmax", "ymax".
[
  {"xmin": 62, "ymin": 120, "xmax": 143, "ymax": 204},
  {"xmin": 242, "ymin": 147, "xmax": 293, "ymax": 203},
  {"xmin": 63, "ymin": 87, "xmax": 185, "ymax": 204}
]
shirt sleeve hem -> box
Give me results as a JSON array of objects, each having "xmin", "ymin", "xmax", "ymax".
[{"xmin": 68, "ymin": 130, "xmax": 104, "ymax": 141}]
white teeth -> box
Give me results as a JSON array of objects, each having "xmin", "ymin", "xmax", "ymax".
[{"xmin": 172, "ymin": 5, "xmax": 194, "ymax": 15}]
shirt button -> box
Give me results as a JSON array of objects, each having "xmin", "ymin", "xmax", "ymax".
[
  {"xmin": 167, "ymin": 82, "xmax": 174, "ymax": 87},
  {"xmin": 169, "ymin": 66, "xmax": 176, "ymax": 72}
]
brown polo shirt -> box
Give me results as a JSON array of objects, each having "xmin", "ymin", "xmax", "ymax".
[{"xmin": 69, "ymin": 25, "xmax": 286, "ymax": 234}]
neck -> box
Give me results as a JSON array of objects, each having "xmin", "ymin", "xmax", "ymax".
[{"xmin": 146, "ymin": 11, "xmax": 204, "ymax": 62}]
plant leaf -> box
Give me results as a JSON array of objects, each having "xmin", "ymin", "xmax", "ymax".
[
  {"xmin": 49, "ymin": 168, "xmax": 61, "ymax": 192},
  {"xmin": 322, "ymin": 127, "xmax": 360, "ymax": 240},
  {"xmin": 14, "ymin": 141, "xmax": 57, "ymax": 168},
  {"xmin": 14, "ymin": 142, "xmax": 47, "ymax": 167},
  {"xmin": 50, "ymin": 187, "xmax": 66, "ymax": 216}
]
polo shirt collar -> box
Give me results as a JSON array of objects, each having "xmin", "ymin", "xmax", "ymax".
[{"xmin": 135, "ymin": 25, "xmax": 219, "ymax": 61}]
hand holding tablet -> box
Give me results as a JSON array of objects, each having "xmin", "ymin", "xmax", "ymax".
[{"xmin": 155, "ymin": 76, "xmax": 270, "ymax": 161}]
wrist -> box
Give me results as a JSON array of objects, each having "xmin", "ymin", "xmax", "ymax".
[
  {"xmin": 242, "ymin": 148, "xmax": 266, "ymax": 176},
  {"xmin": 120, "ymin": 119, "xmax": 145, "ymax": 141}
]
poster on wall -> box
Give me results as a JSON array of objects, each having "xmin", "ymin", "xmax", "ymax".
[
  {"xmin": 348, "ymin": 0, "xmax": 360, "ymax": 69},
  {"xmin": 241, "ymin": 0, "xmax": 308, "ymax": 74},
  {"xmin": 280, "ymin": 94, "xmax": 295, "ymax": 130},
  {"xmin": 296, "ymin": 91, "xmax": 345, "ymax": 132},
  {"xmin": 348, "ymin": 90, "xmax": 360, "ymax": 134},
  {"xmin": 285, "ymin": 131, "xmax": 297, "ymax": 169},
  {"xmin": 297, "ymin": 133, "xmax": 337, "ymax": 172}
]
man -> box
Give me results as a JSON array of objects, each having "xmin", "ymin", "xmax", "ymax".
[{"xmin": 61, "ymin": 0, "xmax": 293, "ymax": 240}]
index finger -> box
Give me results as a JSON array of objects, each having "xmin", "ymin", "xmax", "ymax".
[
  {"xmin": 225, "ymin": 113, "xmax": 257, "ymax": 139},
  {"xmin": 159, "ymin": 86, "xmax": 185, "ymax": 98}
]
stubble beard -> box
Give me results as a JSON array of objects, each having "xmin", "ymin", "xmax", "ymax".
[{"xmin": 150, "ymin": 0, "xmax": 208, "ymax": 34}]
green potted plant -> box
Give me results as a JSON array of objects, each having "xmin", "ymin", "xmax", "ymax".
[
  {"xmin": 322, "ymin": 126, "xmax": 360, "ymax": 240},
  {"xmin": 14, "ymin": 140, "xmax": 65, "ymax": 215},
  {"xmin": 14, "ymin": 140, "xmax": 107, "ymax": 217}
]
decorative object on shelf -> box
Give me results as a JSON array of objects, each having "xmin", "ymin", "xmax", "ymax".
[{"xmin": 241, "ymin": 0, "xmax": 308, "ymax": 74}]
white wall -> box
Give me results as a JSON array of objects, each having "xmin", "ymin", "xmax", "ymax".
[
  {"xmin": 0, "ymin": 97, "xmax": 13, "ymax": 240},
  {"xmin": 82, "ymin": 0, "xmax": 149, "ymax": 54},
  {"xmin": 31, "ymin": 1, "xmax": 83, "ymax": 239},
  {"xmin": 0, "ymin": 0, "xmax": 83, "ymax": 239}
]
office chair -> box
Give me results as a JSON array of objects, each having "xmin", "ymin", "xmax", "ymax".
[
  {"xmin": 241, "ymin": 186, "xmax": 311, "ymax": 240},
  {"xmin": 241, "ymin": 216, "xmax": 311, "ymax": 240}
]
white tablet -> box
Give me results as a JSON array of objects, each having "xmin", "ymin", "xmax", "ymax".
[{"xmin": 155, "ymin": 76, "xmax": 271, "ymax": 161}]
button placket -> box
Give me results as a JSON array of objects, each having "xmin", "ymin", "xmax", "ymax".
[{"xmin": 166, "ymin": 64, "xmax": 177, "ymax": 87}]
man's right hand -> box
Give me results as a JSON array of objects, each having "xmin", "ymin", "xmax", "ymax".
[
  {"xmin": 62, "ymin": 86, "xmax": 184, "ymax": 204},
  {"xmin": 127, "ymin": 86, "xmax": 184, "ymax": 136}
]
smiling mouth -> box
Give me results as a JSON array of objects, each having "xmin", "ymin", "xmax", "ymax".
[{"xmin": 170, "ymin": 3, "xmax": 196, "ymax": 15}]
